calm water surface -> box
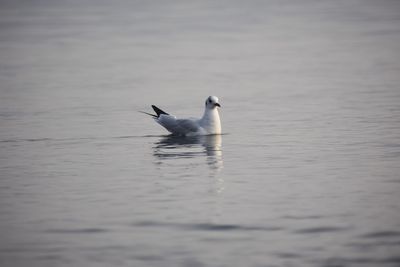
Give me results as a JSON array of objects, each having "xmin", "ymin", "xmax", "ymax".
[{"xmin": 1, "ymin": 0, "xmax": 400, "ymax": 266}]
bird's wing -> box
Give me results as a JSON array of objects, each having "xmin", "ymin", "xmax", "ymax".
[
  {"xmin": 157, "ymin": 115, "xmax": 201, "ymax": 135},
  {"xmin": 176, "ymin": 119, "xmax": 201, "ymax": 133}
]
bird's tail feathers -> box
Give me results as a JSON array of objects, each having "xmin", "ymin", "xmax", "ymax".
[{"xmin": 138, "ymin": 110, "xmax": 157, "ymax": 118}]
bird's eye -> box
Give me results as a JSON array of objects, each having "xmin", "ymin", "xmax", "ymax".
[{"xmin": 208, "ymin": 99, "xmax": 212, "ymax": 103}]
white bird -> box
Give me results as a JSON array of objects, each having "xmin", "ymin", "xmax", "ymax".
[{"xmin": 141, "ymin": 96, "xmax": 222, "ymax": 136}]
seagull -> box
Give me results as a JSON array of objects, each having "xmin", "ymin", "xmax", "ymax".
[{"xmin": 141, "ymin": 96, "xmax": 222, "ymax": 136}]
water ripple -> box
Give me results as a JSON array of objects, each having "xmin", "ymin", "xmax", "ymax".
[
  {"xmin": 360, "ymin": 230, "xmax": 400, "ymax": 239},
  {"xmin": 132, "ymin": 221, "xmax": 283, "ymax": 232},
  {"xmin": 45, "ymin": 228, "xmax": 109, "ymax": 234},
  {"xmin": 281, "ymin": 214, "xmax": 325, "ymax": 220},
  {"xmin": 294, "ymin": 226, "xmax": 349, "ymax": 234},
  {"xmin": 320, "ymin": 256, "xmax": 400, "ymax": 266}
]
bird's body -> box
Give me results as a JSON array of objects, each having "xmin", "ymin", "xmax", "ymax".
[{"xmin": 142, "ymin": 96, "xmax": 222, "ymax": 136}]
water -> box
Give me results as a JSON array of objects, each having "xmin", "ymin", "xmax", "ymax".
[{"xmin": 1, "ymin": 0, "xmax": 400, "ymax": 266}]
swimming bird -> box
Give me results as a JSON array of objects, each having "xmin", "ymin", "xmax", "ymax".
[{"xmin": 141, "ymin": 96, "xmax": 222, "ymax": 136}]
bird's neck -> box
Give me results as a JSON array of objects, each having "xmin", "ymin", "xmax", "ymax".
[{"xmin": 201, "ymin": 108, "xmax": 221, "ymax": 134}]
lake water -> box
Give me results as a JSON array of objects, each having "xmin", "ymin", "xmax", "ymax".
[{"xmin": 1, "ymin": 0, "xmax": 400, "ymax": 266}]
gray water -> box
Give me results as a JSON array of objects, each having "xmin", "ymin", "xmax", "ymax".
[{"xmin": 1, "ymin": 0, "xmax": 400, "ymax": 266}]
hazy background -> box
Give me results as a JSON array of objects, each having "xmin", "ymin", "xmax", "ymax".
[{"xmin": 1, "ymin": 0, "xmax": 400, "ymax": 266}]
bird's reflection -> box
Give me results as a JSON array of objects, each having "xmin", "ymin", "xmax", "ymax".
[{"xmin": 153, "ymin": 134, "xmax": 223, "ymax": 171}]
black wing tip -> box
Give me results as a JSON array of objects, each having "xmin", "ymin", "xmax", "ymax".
[{"xmin": 151, "ymin": 105, "xmax": 169, "ymax": 117}]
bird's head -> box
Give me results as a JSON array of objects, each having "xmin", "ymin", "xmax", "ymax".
[{"xmin": 205, "ymin": 96, "xmax": 221, "ymax": 109}]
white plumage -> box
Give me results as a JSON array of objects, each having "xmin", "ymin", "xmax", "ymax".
[{"xmin": 142, "ymin": 96, "xmax": 222, "ymax": 136}]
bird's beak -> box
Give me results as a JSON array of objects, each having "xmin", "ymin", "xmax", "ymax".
[{"xmin": 215, "ymin": 103, "xmax": 221, "ymax": 108}]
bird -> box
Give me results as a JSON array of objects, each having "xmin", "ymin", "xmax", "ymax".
[{"xmin": 141, "ymin": 96, "xmax": 222, "ymax": 136}]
